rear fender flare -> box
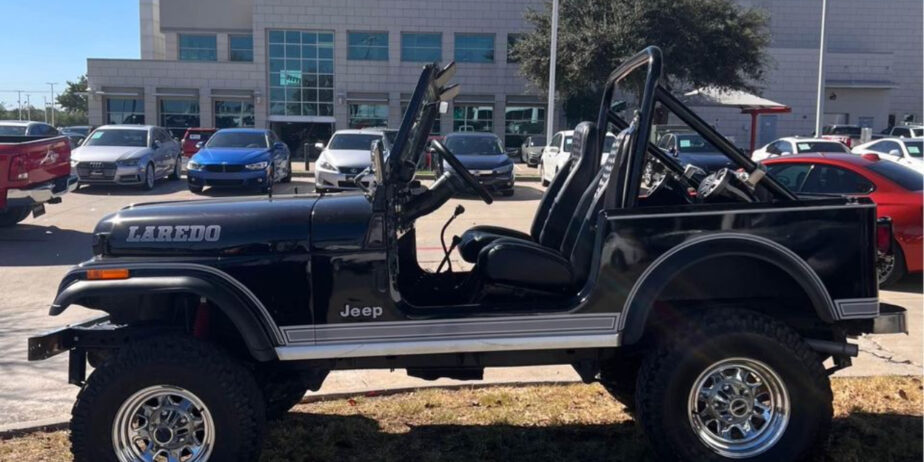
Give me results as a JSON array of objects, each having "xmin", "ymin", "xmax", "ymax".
[
  {"xmin": 52, "ymin": 264, "xmax": 283, "ymax": 361},
  {"xmin": 619, "ymin": 233, "xmax": 837, "ymax": 344}
]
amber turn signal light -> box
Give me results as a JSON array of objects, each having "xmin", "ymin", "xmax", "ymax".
[{"xmin": 86, "ymin": 268, "xmax": 130, "ymax": 280}]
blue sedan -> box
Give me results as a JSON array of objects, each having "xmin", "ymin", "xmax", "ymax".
[{"xmin": 186, "ymin": 128, "xmax": 291, "ymax": 193}]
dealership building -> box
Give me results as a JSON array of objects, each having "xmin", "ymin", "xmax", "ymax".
[{"xmin": 87, "ymin": 0, "xmax": 922, "ymax": 153}]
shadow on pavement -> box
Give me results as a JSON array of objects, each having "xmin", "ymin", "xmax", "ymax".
[
  {"xmin": 261, "ymin": 411, "xmax": 923, "ymax": 462},
  {"xmin": 0, "ymin": 225, "xmax": 92, "ymax": 266},
  {"xmin": 886, "ymin": 275, "xmax": 923, "ymax": 294},
  {"xmin": 73, "ymin": 180, "xmax": 188, "ymax": 196}
]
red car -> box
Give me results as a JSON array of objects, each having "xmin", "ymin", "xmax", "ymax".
[
  {"xmin": 763, "ymin": 153, "xmax": 922, "ymax": 285},
  {"xmin": 180, "ymin": 128, "xmax": 218, "ymax": 164}
]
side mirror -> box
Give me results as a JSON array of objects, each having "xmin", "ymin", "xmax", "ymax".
[
  {"xmin": 668, "ymin": 146, "xmax": 678, "ymax": 156},
  {"xmin": 549, "ymin": 147, "xmax": 559, "ymax": 154},
  {"xmin": 314, "ymin": 142, "xmax": 325, "ymax": 151},
  {"xmin": 779, "ymin": 151, "xmax": 792, "ymax": 156},
  {"xmin": 195, "ymin": 141, "xmax": 204, "ymax": 149},
  {"xmin": 152, "ymin": 140, "xmax": 161, "ymax": 149},
  {"xmin": 439, "ymin": 101, "xmax": 449, "ymax": 114},
  {"xmin": 274, "ymin": 141, "xmax": 286, "ymax": 150},
  {"xmin": 888, "ymin": 149, "xmax": 901, "ymax": 157}
]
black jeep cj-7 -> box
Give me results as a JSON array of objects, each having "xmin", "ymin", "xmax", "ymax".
[{"xmin": 30, "ymin": 47, "xmax": 906, "ymax": 461}]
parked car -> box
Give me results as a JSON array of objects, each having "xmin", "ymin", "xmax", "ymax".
[
  {"xmin": 539, "ymin": 130, "xmax": 574, "ymax": 186},
  {"xmin": 180, "ymin": 128, "xmax": 218, "ymax": 168},
  {"xmin": 763, "ymin": 152, "xmax": 922, "ymax": 285},
  {"xmin": 877, "ymin": 124, "xmax": 923, "ymax": 139},
  {"xmin": 852, "ymin": 137, "xmax": 923, "ymax": 172},
  {"xmin": 820, "ymin": 124, "xmax": 861, "ymax": 147},
  {"xmin": 752, "ymin": 137, "xmax": 851, "ymax": 161},
  {"xmin": 28, "ymin": 51, "xmax": 905, "ymax": 462},
  {"xmin": 59, "ymin": 125, "xmax": 93, "ymax": 137},
  {"xmin": 655, "ymin": 131, "xmax": 736, "ymax": 172},
  {"xmin": 519, "ymin": 135, "xmax": 546, "ymax": 166},
  {"xmin": 0, "ymin": 120, "xmax": 58, "ymax": 137},
  {"xmin": 0, "ymin": 126, "xmax": 77, "ymax": 226},
  {"xmin": 72, "ymin": 125, "xmax": 182, "ymax": 190},
  {"xmin": 186, "ymin": 128, "xmax": 291, "ymax": 193},
  {"xmin": 440, "ymin": 132, "xmax": 515, "ymax": 196},
  {"xmin": 315, "ymin": 128, "xmax": 394, "ymax": 193}
]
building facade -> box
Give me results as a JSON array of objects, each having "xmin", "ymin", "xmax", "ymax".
[{"xmin": 87, "ymin": 0, "xmax": 922, "ymax": 153}]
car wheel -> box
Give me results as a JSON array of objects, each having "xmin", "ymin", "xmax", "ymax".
[
  {"xmin": 635, "ymin": 309, "xmax": 832, "ymax": 461},
  {"xmin": 169, "ymin": 155, "xmax": 182, "ymax": 180},
  {"xmin": 140, "ymin": 163, "xmax": 155, "ymax": 191},
  {"xmin": 0, "ymin": 206, "xmax": 32, "ymax": 227},
  {"xmin": 539, "ymin": 162, "xmax": 550, "ymax": 187},
  {"xmin": 69, "ymin": 335, "xmax": 265, "ymax": 462},
  {"xmin": 281, "ymin": 159, "xmax": 292, "ymax": 183},
  {"xmin": 878, "ymin": 241, "xmax": 906, "ymax": 287},
  {"xmin": 188, "ymin": 184, "xmax": 204, "ymax": 194}
]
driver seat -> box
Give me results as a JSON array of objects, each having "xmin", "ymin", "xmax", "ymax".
[
  {"xmin": 474, "ymin": 126, "xmax": 632, "ymax": 293},
  {"xmin": 457, "ymin": 122, "xmax": 601, "ymax": 263}
]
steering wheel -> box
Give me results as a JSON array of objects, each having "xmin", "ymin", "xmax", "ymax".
[
  {"xmin": 697, "ymin": 168, "xmax": 731, "ymax": 199},
  {"xmin": 429, "ymin": 140, "xmax": 493, "ymax": 204},
  {"xmin": 639, "ymin": 158, "xmax": 668, "ymax": 198}
]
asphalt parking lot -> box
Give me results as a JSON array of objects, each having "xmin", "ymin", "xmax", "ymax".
[{"xmin": 0, "ymin": 175, "xmax": 920, "ymax": 428}]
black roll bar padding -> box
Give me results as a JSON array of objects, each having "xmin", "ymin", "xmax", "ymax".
[{"xmin": 654, "ymin": 86, "xmax": 798, "ymax": 201}]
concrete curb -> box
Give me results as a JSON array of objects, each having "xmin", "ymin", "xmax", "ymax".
[{"xmin": 0, "ymin": 379, "xmax": 580, "ymax": 439}]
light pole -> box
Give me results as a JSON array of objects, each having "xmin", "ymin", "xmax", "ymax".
[
  {"xmin": 814, "ymin": 0, "xmax": 828, "ymax": 135},
  {"xmin": 545, "ymin": 0, "xmax": 559, "ymax": 139},
  {"xmin": 17, "ymin": 90, "xmax": 22, "ymax": 120},
  {"xmin": 43, "ymin": 96, "xmax": 48, "ymax": 123},
  {"xmin": 25, "ymin": 94, "xmax": 31, "ymax": 120},
  {"xmin": 46, "ymin": 82, "xmax": 57, "ymax": 126}
]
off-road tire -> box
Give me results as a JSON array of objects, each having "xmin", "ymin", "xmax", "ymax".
[
  {"xmin": 0, "ymin": 206, "xmax": 32, "ymax": 227},
  {"xmin": 188, "ymin": 184, "xmax": 204, "ymax": 194},
  {"xmin": 257, "ymin": 369, "xmax": 315, "ymax": 420},
  {"xmin": 70, "ymin": 335, "xmax": 266, "ymax": 462},
  {"xmin": 635, "ymin": 308, "xmax": 832, "ymax": 461}
]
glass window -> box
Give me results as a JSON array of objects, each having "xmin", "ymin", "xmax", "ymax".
[
  {"xmin": 0, "ymin": 125, "xmax": 27, "ymax": 135},
  {"xmin": 402, "ymin": 102, "xmax": 440, "ymax": 134},
  {"xmin": 892, "ymin": 127, "xmax": 911, "ymax": 137},
  {"xmin": 268, "ymin": 30, "xmax": 334, "ymax": 117},
  {"xmin": 85, "ymin": 129, "xmax": 148, "ymax": 147},
  {"xmin": 159, "ymin": 99, "xmax": 200, "ymax": 138},
  {"xmin": 801, "ymin": 165, "xmax": 874, "ymax": 194},
  {"xmin": 178, "ymin": 34, "xmax": 217, "ymax": 61},
  {"xmin": 105, "ymin": 98, "xmax": 145, "ymax": 125},
  {"xmin": 766, "ymin": 164, "xmax": 812, "ymax": 191},
  {"xmin": 329, "ymin": 133, "xmax": 383, "ymax": 150},
  {"xmin": 454, "ymin": 34, "xmax": 494, "ymax": 63},
  {"xmin": 504, "ymin": 105, "xmax": 545, "ymax": 149},
  {"xmin": 348, "ymin": 104, "xmax": 388, "ymax": 129},
  {"xmin": 229, "ymin": 35, "xmax": 253, "ymax": 62},
  {"xmin": 443, "ymin": 134, "xmax": 504, "ymax": 155},
  {"xmin": 206, "ymin": 131, "xmax": 268, "ymax": 148},
  {"xmin": 869, "ymin": 140, "xmax": 902, "ymax": 155},
  {"xmin": 506, "ymin": 33, "xmax": 522, "ymax": 63},
  {"xmin": 214, "ymin": 100, "xmax": 255, "ymax": 128},
  {"xmin": 453, "ymin": 104, "xmax": 493, "ymax": 132},
  {"xmin": 401, "ymin": 32, "xmax": 441, "ymax": 62},
  {"xmin": 348, "ymin": 32, "xmax": 388, "ymax": 61},
  {"xmin": 793, "ymin": 141, "xmax": 849, "ymax": 153},
  {"xmin": 867, "ymin": 160, "xmax": 923, "ymax": 191},
  {"xmin": 904, "ymin": 141, "xmax": 922, "ymax": 158},
  {"xmin": 549, "ymin": 133, "xmax": 561, "ymax": 150}
]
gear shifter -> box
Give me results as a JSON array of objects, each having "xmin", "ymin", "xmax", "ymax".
[{"xmin": 436, "ymin": 205, "xmax": 465, "ymax": 273}]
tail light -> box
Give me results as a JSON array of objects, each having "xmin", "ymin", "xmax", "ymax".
[
  {"xmin": 8, "ymin": 154, "xmax": 28, "ymax": 181},
  {"xmin": 876, "ymin": 217, "xmax": 893, "ymax": 254}
]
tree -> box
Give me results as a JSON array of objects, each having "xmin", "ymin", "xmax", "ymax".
[
  {"xmin": 513, "ymin": 0, "xmax": 771, "ymax": 125},
  {"xmin": 57, "ymin": 75, "xmax": 88, "ymax": 113}
]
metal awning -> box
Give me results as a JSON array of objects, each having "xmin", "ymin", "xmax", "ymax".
[{"xmin": 683, "ymin": 87, "xmax": 792, "ymax": 152}]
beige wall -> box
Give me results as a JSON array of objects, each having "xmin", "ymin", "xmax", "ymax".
[{"xmin": 159, "ymin": 0, "xmax": 253, "ymax": 31}]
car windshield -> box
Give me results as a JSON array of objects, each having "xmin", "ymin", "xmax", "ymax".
[
  {"xmin": 826, "ymin": 126, "xmax": 861, "ymax": 135},
  {"xmin": 904, "ymin": 141, "xmax": 922, "ymax": 158},
  {"xmin": 0, "ymin": 125, "xmax": 27, "ymax": 136},
  {"xmin": 676, "ymin": 134, "xmax": 720, "ymax": 153},
  {"xmin": 206, "ymin": 131, "xmax": 268, "ymax": 148},
  {"xmin": 530, "ymin": 136, "xmax": 546, "ymax": 146},
  {"xmin": 444, "ymin": 135, "xmax": 504, "ymax": 155},
  {"xmin": 867, "ymin": 160, "xmax": 924, "ymax": 191},
  {"xmin": 795, "ymin": 141, "xmax": 848, "ymax": 153},
  {"xmin": 186, "ymin": 132, "xmax": 213, "ymax": 142},
  {"xmin": 329, "ymin": 134, "xmax": 382, "ymax": 150},
  {"xmin": 84, "ymin": 129, "xmax": 148, "ymax": 147}
]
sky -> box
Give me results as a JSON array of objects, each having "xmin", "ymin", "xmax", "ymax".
[{"xmin": 0, "ymin": 1, "xmax": 139, "ymax": 110}]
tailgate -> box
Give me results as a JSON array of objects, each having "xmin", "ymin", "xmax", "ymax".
[{"xmin": 0, "ymin": 136, "xmax": 71, "ymax": 207}]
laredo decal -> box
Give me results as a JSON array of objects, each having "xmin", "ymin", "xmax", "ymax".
[{"xmin": 126, "ymin": 225, "xmax": 222, "ymax": 243}]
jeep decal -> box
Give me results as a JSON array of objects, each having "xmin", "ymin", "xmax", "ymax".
[{"xmin": 340, "ymin": 304, "xmax": 383, "ymax": 319}]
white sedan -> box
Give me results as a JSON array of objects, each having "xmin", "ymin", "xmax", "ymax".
[
  {"xmin": 852, "ymin": 137, "xmax": 924, "ymax": 172},
  {"xmin": 539, "ymin": 130, "xmax": 617, "ymax": 186},
  {"xmin": 751, "ymin": 137, "xmax": 849, "ymax": 162}
]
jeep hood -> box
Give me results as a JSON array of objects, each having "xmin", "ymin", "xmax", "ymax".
[{"xmin": 94, "ymin": 196, "xmax": 318, "ymax": 257}]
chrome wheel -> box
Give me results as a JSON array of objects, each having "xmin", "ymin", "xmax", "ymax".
[
  {"xmin": 112, "ymin": 385, "xmax": 215, "ymax": 462},
  {"xmin": 877, "ymin": 251, "xmax": 895, "ymax": 284},
  {"xmin": 688, "ymin": 358, "xmax": 790, "ymax": 459}
]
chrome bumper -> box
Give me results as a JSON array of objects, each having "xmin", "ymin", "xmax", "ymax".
[
  {"xmin": 872, "ymin": 303, "xmax": 907, "ymax": 335},
  {"xmin": 6, "ymin": 175, "xmax": 78, "ymax": 206}
]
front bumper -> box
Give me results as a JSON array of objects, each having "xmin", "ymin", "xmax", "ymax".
[
  {"xmin": 6, "ymin": 175, "xmax": 78, "ymax": 207},
  {"xmin": 28, "ymin": 315, "xmax": 116, "ymax": 361},
  {"xmin": 471, "ymin": 170, "xmax": 515, "ymax": 192},
  {"xmin": 187, "ymin": 167, "xmax": 269, "ymax": 188},
  {"xmin": 76, "ymin": 164, "xmax": 149, "ymax": 185}
]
